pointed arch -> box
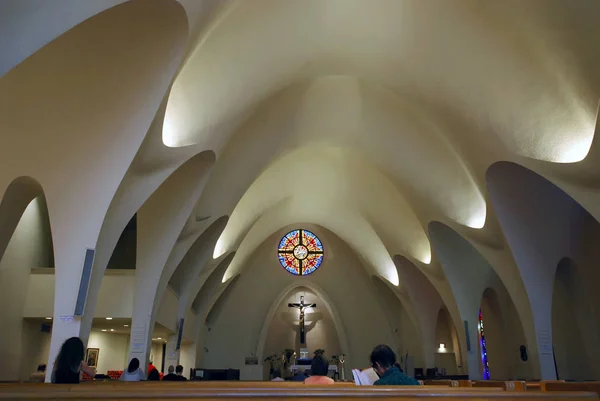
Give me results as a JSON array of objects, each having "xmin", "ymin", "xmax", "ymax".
[
  {"xmin": 255, "ymin": 281, "xmax": 350, "ymax": 361},
  {"xmin": 487, "ymin": 161, "xmax": 600, "ymax": 379},
  {"xmin": 0, "ymin": 176, "xmax": 53, "ymax": 264}
]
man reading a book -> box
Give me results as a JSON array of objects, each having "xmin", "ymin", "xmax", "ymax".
[{"xmin": 370, "ymin": 345, "xmax": 419, "ymax": 385}]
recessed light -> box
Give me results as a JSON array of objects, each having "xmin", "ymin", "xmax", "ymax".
[
  {"xmin": 45, "ymin": 317, "xmax": 52, "ymax": 320},
  {"xmin": 105, "ymin": 317, "xmax": 113, "ymax": 320},
  {"xmin": 102, "ymin": 329, "xmax": 107, "ymax": 332},
  {"xmin": 124, "ymin": 325, "xmax": 129, "ymax": 327},
  {"xmin": 110, "ymin": 329, "xmax": 115, "ymax": 332},
  {"xmin": 157, "ymin": 337, "xmax": 162, "ymax": 340}
]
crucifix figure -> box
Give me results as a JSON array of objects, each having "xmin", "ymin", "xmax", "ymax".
[{"xmin": 288, "ymin": 295, "xmax": 316, "ymax": 344}]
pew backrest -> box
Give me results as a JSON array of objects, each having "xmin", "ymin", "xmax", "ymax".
[{"xmin": 541, "ymin": 381, "xmax": 600, "ymax": 395}]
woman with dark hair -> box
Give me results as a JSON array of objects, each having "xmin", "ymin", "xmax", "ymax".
[
  {"xmin": 147, "ymin": 368, "xmax": 160, "ymax": 381},
  {"xmin": 52, "ymin": 337, "xmax": 96, "ymax": 384},
  {"xmin": 120, "ymin": 358, "xmax": 145, "ymax": 381}
]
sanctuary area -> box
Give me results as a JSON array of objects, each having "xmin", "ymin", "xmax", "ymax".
[{"xmin": 0, "ymin": 2, "xmax": 600, "ymax": 399}]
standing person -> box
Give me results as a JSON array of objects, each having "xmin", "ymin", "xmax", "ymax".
[
  {"xmin": 29, "ymin": 364, "xmax": 46, "ymax": 382},
  {"xmin": 370, "ymin": 344, "xmax": 419, "ymax": 385},
  {"xmin": 120, "ymin": 358, "xmax": 145, "ymax": 382},
  {"xmin": 51, "ymin": 337, "xmax": 96, "ymax": 384}
]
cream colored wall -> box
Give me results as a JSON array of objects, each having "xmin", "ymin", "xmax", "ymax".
[
  {"xmin": 203, "ymin": 226, "xmax": 396, "ymax": 372},
  {"xmin": 87, "ymin": 332, "xmax": 130, "ymax": 374},
  {"xmin": 0, "ymin": 197, "xmax": 53, "ymax": 381},
  {"xmin": 179, "ymin": 342, "xmax": 195, "ymax": 378},
  {"xmin": 20, "ymin": 320, "xmax": 52, "ymax": 381},
  {"xmin": 150, "ymin": 342, "xmax": 164, "ymax": 370}
]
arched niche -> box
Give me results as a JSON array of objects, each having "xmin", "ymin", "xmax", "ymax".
[
  {"xmin": 434, "ymin": 308, "xmax": 461, "ymax": 375},
  {"xmin": 261, "ymin": 286, "xmax": 341, "ymax": 379},
  {"xmin": 478, "ymin": 286, "xmax": 531, "ymax": 380},
  {"xmin": 256, "ymin": 282, "xmax": 349, "ymax": 366},
  {"xmin": 552, "ymin": 257, "xmax": 598, "ymax": 380},
  {"xmin": 0, "ymin": 176, "xmax": 55, "ymax": 381}
]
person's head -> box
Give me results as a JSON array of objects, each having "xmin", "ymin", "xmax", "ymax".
[
  {"xmin": 147, "ymin": 369, "xmax": 160, "ymax": 381},
  {"xmin": 37, "ymin": 364, "xmax": 46, "ymax": 372},
  {"xmin": 175, "ymin": 365, "xmax": 184, "ymax": 375},
  {"xmin": 56, "ymin": 337, "xmax": 84, "ymax": 373},
  {"xmin": 272, "ymin": 369, "xmax": 282, "ymax": 378},
  {"xmin": 127, "ymin": 358, "xmax": 140, "ymax": 374},
  {"xmin": 370, "ymin": 344, "xmax": 396, "ymax": 376},
  {"xmin": 168, "ymin": 365, "xmax": 175, "ymax": 374},
  {"xmin": 310, "ymin": 354, "xmax": 329, "ymax": 376}
]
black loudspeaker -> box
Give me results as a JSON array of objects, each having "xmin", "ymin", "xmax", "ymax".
[
  {"xmin": 464, "ymin": 321, "xmax": 471, "ymax": 351},
  {"xmin": 519, "ymin": 345, "xmax": 528, "ymax": 361},
  {"xmin": 74, "ymin": 248, "xmax": 96, "ymax": 316}
]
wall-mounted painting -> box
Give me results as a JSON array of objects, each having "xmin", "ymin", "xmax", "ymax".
[{"xmin": 86, "ymin": 348, "xmax": 99, "ymax": 368}]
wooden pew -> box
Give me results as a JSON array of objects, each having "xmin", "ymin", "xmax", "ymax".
[
  {"xmin": 0, "ymin": 382, "xmax": 598, "ymax": 401},
  {"xmin": 541, "ymin": 382, "xmax": 600, "ymax": 395},
  {"xmin": 527, "ymin": 380, "xmax": 565, "ymax": 391},
  {"xmin": 473, "ymin": 380, "xmax": 528, "ymax": 391},
  {"xmin": 0, "ymin": 385, "xmax": 596, "ymax": 400},
  {"xmin": 422, "ymin": 379, "xmax": 472, "ymax": 387}
]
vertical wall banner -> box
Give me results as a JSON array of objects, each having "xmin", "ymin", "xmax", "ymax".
[
  {"xmin": 464, "ymin": 321, "xmax": 471, "ymax": 351},
  {"xmin": 176, "ymin": 318, "xmax": 184, "ymax": 351},
  {"xmin": 538, "ymin": 329, "xmax": 552, "ymax": 355},
  {"xmin": 130, "ymin": 323, "xmax": 147, "ymax": 353},
  {"xmin": 74, "ymin": 248, "xmax": 95, "ymax": 316}
]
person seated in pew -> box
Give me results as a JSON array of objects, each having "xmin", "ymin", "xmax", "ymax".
[
  {"xmin": 147, "ymin": 368, "xmax": 161, "ymax": 381},
  {"xmin": 51, "ymin": 337, "xmax": 96, "ymax": 384},
  {"xmin": 304, "ymin": 355, "xmax": 334, "ymax": 385},
  {"xmin": 120, "ymin": 358, "xmax": 145, "ymax": 382},
  {"xmin": 164, "ymin": 365, "xmax": 187, "ymax": 381},
  {"xmin": 175, "ymin": 365, "xmax": 187, "ymax": 381},
  {"xmin": 30, "ymin": 364, "xmax": 46, "ymax": 382},
  {"xmin": 370, "ymin": 344, "xmax": 419, "ymax": 386}
]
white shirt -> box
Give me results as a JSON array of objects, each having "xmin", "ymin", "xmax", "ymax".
[{"xmin": 120, "ymin": 368, "xmax": 145, "ymax": 382}]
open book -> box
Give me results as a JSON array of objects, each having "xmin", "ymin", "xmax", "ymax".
[{"xmin": 351, "ymin": 368, "xmax": 379, "ymax": 385}]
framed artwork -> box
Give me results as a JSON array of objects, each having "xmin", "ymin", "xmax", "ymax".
[{"xmin": 86, "ymin": 348, "xmax": 99, "ymax": 368}]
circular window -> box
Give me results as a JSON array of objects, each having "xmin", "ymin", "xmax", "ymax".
[{"xmin": 277, "ymin": 229, "xmax": 324, "ymax": 275}]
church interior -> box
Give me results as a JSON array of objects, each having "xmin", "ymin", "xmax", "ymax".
[{"xmin": 2, "ymin": 0, "xmax": 600, "ymax": 392}]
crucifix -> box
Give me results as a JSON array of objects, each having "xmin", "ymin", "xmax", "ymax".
[{"xmin": 288, "ymin": 295, "xmax": 316, "ymax": 344}]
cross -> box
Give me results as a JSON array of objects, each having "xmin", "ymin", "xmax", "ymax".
[{"xmin": 288, "ymin": 295, "xmax": 316, "ymax": 345}]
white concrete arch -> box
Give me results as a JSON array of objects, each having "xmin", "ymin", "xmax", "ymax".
[
  {"xmin": 0, "ymin": 176, "xmax": 49, "ymax": 263},
  {"xmin": 220, "ymin": 197, "xmax": 400, "ymax": 286},
  {"xmin": 487, "ymin": 160, "xmax": 600, "ymax": 379},
  {"xmin": 428, "ymin": 221, "xmax": 536, "ymax": 379},
  {"xmin": 255, "ymin": 281, "xmax": 350, "ymax": 362}
]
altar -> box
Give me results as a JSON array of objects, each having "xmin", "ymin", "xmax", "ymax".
[{"xmin": 290, "ymin": 364, "xmax": 338, "ymax": 374}]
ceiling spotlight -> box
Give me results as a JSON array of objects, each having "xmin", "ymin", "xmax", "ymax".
[
  {"xmin": 110, "ymin": 329, "xmax": 115, "ymax": 332},
  {"xmin": 105, "ymin": 317, "xmax": 113, "ymax": 320},
  {"xmin": 45, "ymin": 317, "xmax": 52, "ymax": 320},
  {"xmin": 102, "ymin": 329, "xmax": 107, "ymax": 332}
]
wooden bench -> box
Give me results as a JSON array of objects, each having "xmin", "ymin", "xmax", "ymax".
[
  {"xmin": 0, "ymin": 383, "xmax": 596, "ymax": 400},
  {"xmin": 541, "ymin": 382, "xmax": 600, "ymax": 395},
  {"xmin": 473, "ymin": 381, "xmax": 528, "ymax": 391}
]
